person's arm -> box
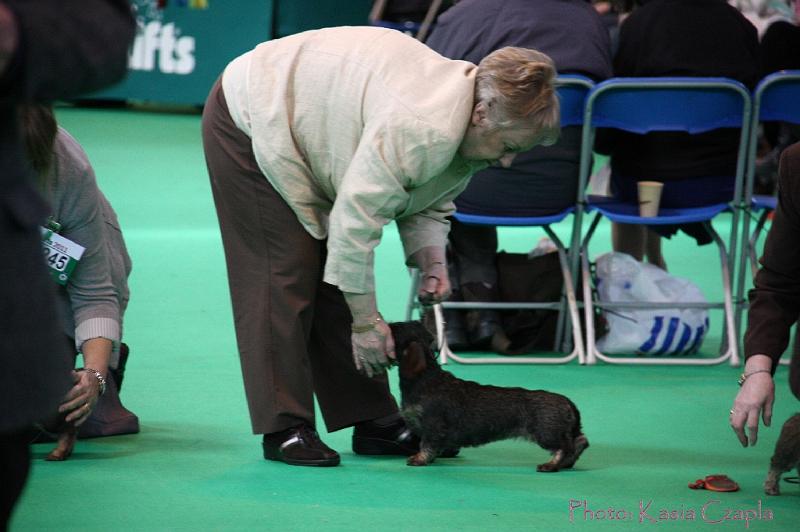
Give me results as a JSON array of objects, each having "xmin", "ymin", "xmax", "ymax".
[
  {"xmin": 328, "ymin": 121, "xmax": 456, "ymax": 375},
  {"xmin": 53, "ymin": 131, "xmax": 121, "ymax": 421},
  {"xmin": 731, "ymin": 144, "xmax": 800, "ymax": 446},
  {"xmin": 397, "ymin": 205, "xmax": 456, "ymax": 305}
]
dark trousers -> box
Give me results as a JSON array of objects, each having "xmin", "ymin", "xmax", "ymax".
[
  {"xmin": 449, "ymin": 219, "xmax": 498, "ymax": 286},
  {"xmin": 201, "ymin": 79, "xmax": 397, "ymax": 435},
  {"xmin": 0, "ymin": 433, "xmax": 30, "ymax": 532}
]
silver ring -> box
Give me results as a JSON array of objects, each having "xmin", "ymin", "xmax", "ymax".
[{"xmin": 729, "ymin": 409, "xmax": 736, "ymax": 415}]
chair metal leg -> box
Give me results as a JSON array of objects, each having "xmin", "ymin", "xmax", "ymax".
[
  {"xmin": 581, "ymin": 217, "xmax": 738, "ymax": 366},
  {"xmin": 544, "ymin": 226, "xmax": 585, "ymax": 364},
  {"xmin": 748, "ymin": 210, "xmax": 770, "ymax": 278},
  {"xmin": 706, "ymin": 221, "xmax": 740, "ymax": 366},
  {"xmin": 405, "ymin": 267, "xmax": 421, "ymax": 321},
  {"xmin": 581, "ymin": 248, "xmax": 599, "ymax": 365}
]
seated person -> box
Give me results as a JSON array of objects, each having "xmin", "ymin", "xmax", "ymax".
[
  {"xmin": 22, "ymin": 104, "xmax": 139, "ymax": 439},
  {"xmin": 425, "ymin": 0, "xmax": 612, "ymax": 348},
  {"xmin": 753, "ymin": 7, "xmax": 800, "ymax": 193},
  {"xmin": 595, "ymin": 0, "xmax": 759, "ymax": 270}
]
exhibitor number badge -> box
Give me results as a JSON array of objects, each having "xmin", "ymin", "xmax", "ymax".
[{"xmin": 41, "ymin": 228, "xmax": 85, "ymax": 285}]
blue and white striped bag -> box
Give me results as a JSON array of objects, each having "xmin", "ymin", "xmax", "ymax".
[{"xmin": 595, "ymin": 252, "xmax": 709, "ymax": 356}]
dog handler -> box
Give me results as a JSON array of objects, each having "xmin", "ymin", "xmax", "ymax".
[
  {"xmin": 202, "ymin": 26, "xmax": 559, "ymax": 466},
  {"xmin": 730, "ymin": 142, "xmax": 800, "ymax": 447}
]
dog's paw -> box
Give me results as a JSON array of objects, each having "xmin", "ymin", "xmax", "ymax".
[
  {"xmin": 764, "ymin": 470, "xmax": 782, "ymax": 495},
  {"xmin": 764, "ymin": 480, "xmax": 780, "ymax": 496},
  {"xmin": 45, "ymin": 448, "xmax": 71, "ymax": 461},
  {"xmin": 536, "ymin": 462, "xmax": 560, "ymax": 473},
  {"xmin": 407, "ymin": 453, "xmax": 431, "ymax": 466}
]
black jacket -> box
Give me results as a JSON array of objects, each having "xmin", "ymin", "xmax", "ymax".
[
  {"xmin": 0, "ymin": 0, "xmax": 134, "ymax": 432},
  {"xmin": 745, "ymin": 143, "xmax": 800, "ymax": 390},
  {"xmin": 595, "ymin": 0, "xmax": 759, "ymax": 180}
]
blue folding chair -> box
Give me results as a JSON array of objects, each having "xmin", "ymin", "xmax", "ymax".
[
  {"xmin": 405, "ymin": 75, "xmax": 594, "ymax": 364},
  {"xmin": 577, "ymin": 78, "xmax": 751, "ymax": 366},
  {"xmin": 368, "ymin": 0, "xmax": 442, "ymax": 41},
  {"xmin": 737, "ymin": 70, "xmax": 800, "ymax": 366}
]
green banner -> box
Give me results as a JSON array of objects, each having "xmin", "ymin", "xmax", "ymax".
[
  {"xmin": 89, "ymin": 0, "xmax": 376, "ymax": 106},
  {"xmin": 92, "ymin": 0, "xmax": 273, "ymax": 106}
]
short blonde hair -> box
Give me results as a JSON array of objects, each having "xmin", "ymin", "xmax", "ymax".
[{"xmin": 475, "ymin": 47, "xmax": 560, "ymax": 145}]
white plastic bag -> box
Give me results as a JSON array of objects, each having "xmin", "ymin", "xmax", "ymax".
[{"xmin": 595, "ymin": 252, "xmax": 709, "ymax": 356}]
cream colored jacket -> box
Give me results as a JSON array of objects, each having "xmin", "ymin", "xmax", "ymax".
[{"xmin": 222, "ymin": 26, "xmax": 484, "ymax": 294}]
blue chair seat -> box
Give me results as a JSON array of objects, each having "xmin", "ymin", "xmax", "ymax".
[
  {"xmin": 586, "ymin": 195, "xmax": 729, "ymax": 225},
  {"xmin": 371, "ymin": 20, "xmax": 423, "ymax": 33},
  {"xmin": 751, "ymin": 194, "xmax": 777, "ymax": 211},
  {"xmin": 453, "ymin": 207, "xmax": 574, "ymax": 227}
]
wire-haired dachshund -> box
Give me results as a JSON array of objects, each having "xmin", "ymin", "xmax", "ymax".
[
  {"xmin": 391, "ymin": 320, "xmax": 588, "ymax": 471},
  {"xmin": 764, "ymin": 413, "xmax": 800, "ymax": 495}
]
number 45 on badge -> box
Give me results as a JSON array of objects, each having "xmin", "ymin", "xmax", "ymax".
[{"xmin": 41, "ymin": 227, "xmax": 85, "ymax": 285}]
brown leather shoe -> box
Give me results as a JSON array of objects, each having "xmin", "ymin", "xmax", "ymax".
[
  {"xmin": 262, "ymin": 424, "xmax": 340, "ymax": 467},
  {"xmin": 78, "ymin": 373, "xmax": 139, "ymax": 439}
]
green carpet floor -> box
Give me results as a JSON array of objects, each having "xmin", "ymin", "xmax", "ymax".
[{"xmin": 11, "ymin": 106, "xmax": 799, "ymax": 531}]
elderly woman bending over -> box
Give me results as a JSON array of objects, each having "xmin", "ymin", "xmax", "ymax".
[{"xmin": 202, "ymin": 26, "xmax": 559, "ymax": 467}]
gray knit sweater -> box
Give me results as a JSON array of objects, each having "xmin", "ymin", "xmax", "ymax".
[{"xmin": 44, "ymin": 127, "xmax": 131, "ymax": 353}]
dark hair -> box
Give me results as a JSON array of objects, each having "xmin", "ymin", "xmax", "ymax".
[{"xmin": 18, "ymin": 104, "xmax": 58, "ymax": 188}]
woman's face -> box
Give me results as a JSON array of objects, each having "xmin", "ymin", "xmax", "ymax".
[{"xmin": 458, "ymin": 101, "xmax": 543, "ymax": 168}]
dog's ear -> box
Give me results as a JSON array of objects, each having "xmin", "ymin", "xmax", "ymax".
[
  {"xmin": 413, "ymin": 320, "xmax": 435, "ymax": 346},
  {"xmin": 398, "ymin": 341, "xmax": 428, "ymax": 379}
]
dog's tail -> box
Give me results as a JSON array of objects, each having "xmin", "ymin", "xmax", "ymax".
[{"xmin": 569, "ymin": 399, "xmax": 584, "ymax": 439}]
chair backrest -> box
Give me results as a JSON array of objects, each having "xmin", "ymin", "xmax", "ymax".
[
  {"xmin": 744, "ymin": 70, "xmax": 800, "ymax": 204},
  {"xmin": 755, "ymin": 70, "xmax": 800, "ymax": 125},
  {"xmin": 585, "ymin": 77, "xmax": 750, "ymax": 133},
  {"xmin": 578, "ymin": 77, "xmax": 752, "ymax": 204},
  {"xmin": 555, "ymin": 75, "xmax": 594, "ymax": 127}
]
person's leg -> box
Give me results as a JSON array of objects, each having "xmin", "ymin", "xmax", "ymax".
[
  {"xmin": 0, "ymin": 432, "xmax": 31, "ymax": 531},
  {"xmin": 449, "ymin": 219, "xmax": 498, "ymax": 286},
  {"xmin": 308, "ymin": 280, "xmax": 398, "ymax": 432},
  {"xmin": 202, "ymin": 79, "xmax": 319, "ymax": 436},
  {"xmin": 612, "ymin": 222, "xmax": 645, "ymax": 261},
  {"xmin": 644, "ymin": 229, "xmax": 667, "ymax": 270},
  {"xmin": 448, "ymin": 219, "xmax": 501, "ymax": 347},
  {"xmin": 609, "ymin": 172, "xmax": 648, "ymax": 261}
]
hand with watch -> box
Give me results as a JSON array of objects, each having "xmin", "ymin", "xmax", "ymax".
[
  {"xmin": 58, "ymin": 337, "xmax": 111, "ymax": 426},
  {"xmin": 344, "ymin": 292, "xmax": 395, "ymax": 377}
]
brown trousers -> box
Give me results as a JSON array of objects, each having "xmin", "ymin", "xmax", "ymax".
[{"xmin": 201, "ymin": 79, "xmax": 398, "ymax": 435}]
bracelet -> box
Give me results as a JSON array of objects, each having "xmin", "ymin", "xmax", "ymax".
[
  {"xmin": 78, "ymin": 367, "xmax": 107, "ymax": 396},
  {"xmin": 737, "ymin": 369, "xmax": 772, "ymax": 386},
  {"xmin": 351, "ymin": 315, "xmax": 383, "ymax": 334}
]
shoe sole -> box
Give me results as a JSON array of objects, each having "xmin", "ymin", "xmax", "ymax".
[
  {"xmin": 352, "ymin": 437, "xmax": 461, "ymax": 458},
  {"xmin": 262, "ymin": 445, "xmax": 340, "ymax": 467},
  {"xmin": 352, "ymin": 436, "xmax": 416, "ymax": 456}
]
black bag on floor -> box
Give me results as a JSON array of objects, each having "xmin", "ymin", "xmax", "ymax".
[
  {"xmin": 494, "ymin": 251, "xmax": 564, "ymax": 354},
  {"xmin": 493, "ymin": 250, "xmax": 605, "ymax": 355}
]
